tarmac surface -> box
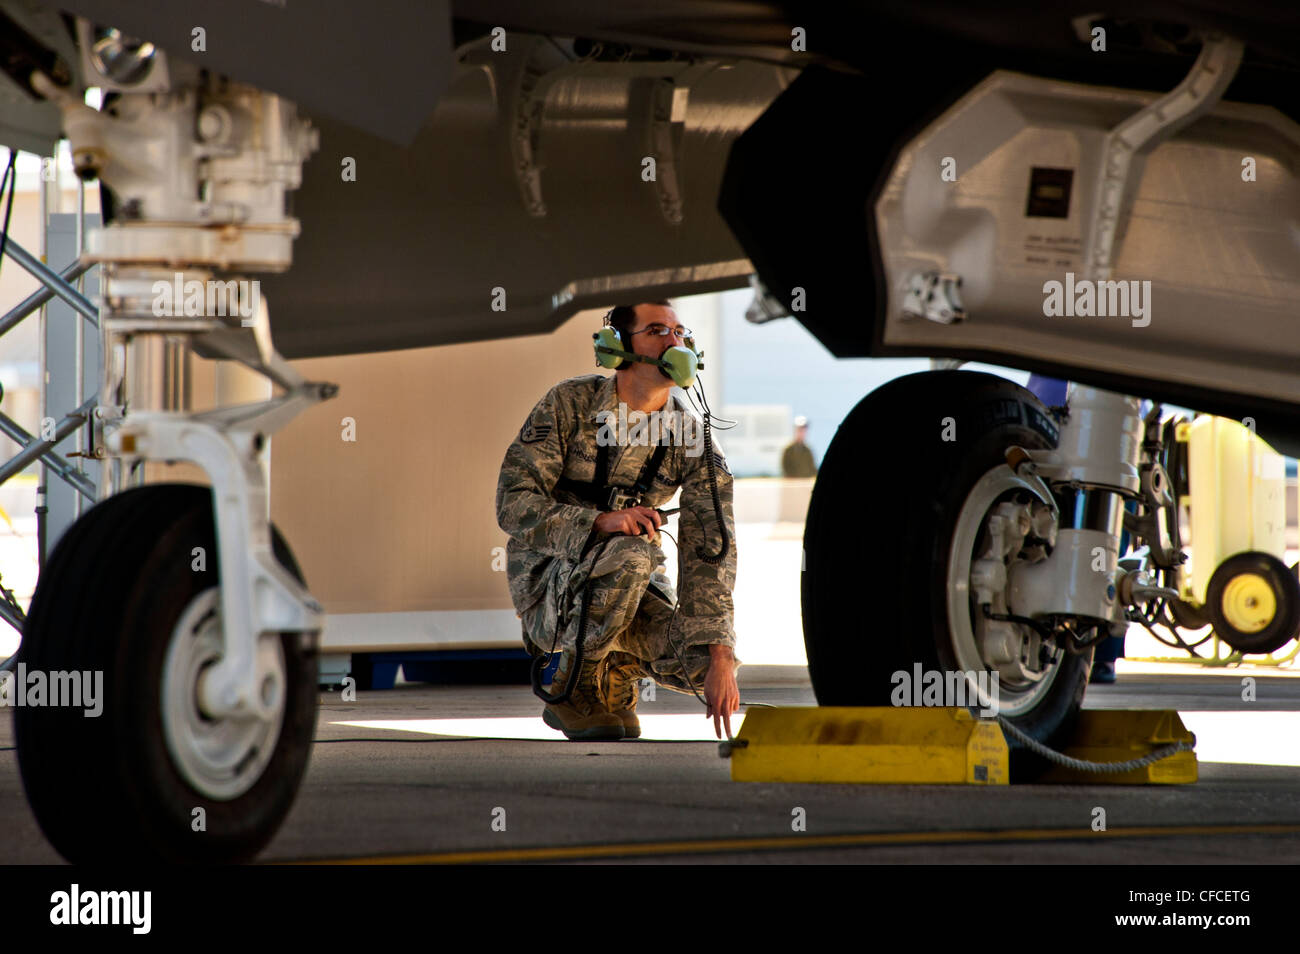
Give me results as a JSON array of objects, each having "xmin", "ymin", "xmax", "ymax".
[{"xmin": 3, "ymin": 665, "xmax": 1300, "ymax": 864}]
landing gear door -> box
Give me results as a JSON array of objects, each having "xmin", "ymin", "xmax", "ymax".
[{"xmin": 875, "ymin": 68, "xmax": 1300, "ymax": 408}]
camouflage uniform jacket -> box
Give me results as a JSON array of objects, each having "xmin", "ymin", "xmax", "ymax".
[{"xmin": 496, "ymin": 373, "xmax": 737, "ymax": 649}]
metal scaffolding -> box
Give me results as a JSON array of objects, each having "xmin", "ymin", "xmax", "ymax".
[{"xmin": 0, "ymin": 150, "xmax": 102, "ymax": 667}]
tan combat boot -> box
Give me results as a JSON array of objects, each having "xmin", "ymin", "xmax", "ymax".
[
  {"xmin": 542, "ymin": 653, "xmax": 625, "ymax": 741},
  {"xmin": 599, "ymin": 651, "xmax": 649, "ymax": 740}
]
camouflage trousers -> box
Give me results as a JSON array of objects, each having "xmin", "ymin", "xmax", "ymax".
[{"xmin": 520, "ymin": 535, "xmax": 732, "ymax": 695}]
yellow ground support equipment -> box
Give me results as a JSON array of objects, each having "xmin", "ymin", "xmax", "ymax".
[
  {"xmin": 1172, "ymin": 417, "xmax": 1300, "ymax": 656},
  {"xmin": 1180, "ymin": 416, "xmax": 1287, "ymax": 606}
]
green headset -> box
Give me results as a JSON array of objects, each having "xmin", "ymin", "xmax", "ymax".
[{"xmin": 592, "ymin": 308, "xmax": 704, "ymax": 389}]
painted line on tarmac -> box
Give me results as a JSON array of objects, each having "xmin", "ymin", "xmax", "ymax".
[{"xmin": 290, "ymin": 823, "xmax": 1300, "ymax": 864}]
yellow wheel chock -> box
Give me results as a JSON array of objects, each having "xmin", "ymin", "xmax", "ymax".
[
  {"xmin": 1037, "ymin": 710, "xmax": 1198, "ymax": 784},
  {"xmin": 722, "ymin": 707, "xmax": 1197, "ymax": 785},
  {"xmin": 723, "ymin": 707, "xmax": 1009, "ymax": 785}
]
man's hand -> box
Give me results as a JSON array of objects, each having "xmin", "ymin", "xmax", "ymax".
[
  {"xmin": 594, "ymin": 506, "xmax": 663, "ymax": 540},
  {"xmin": 704, "ymin": 645, "xmax": 740, "ymax": 739}
]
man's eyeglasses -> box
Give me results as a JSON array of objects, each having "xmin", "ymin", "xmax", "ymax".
[{"xmin": 631, "ymin": 323, "xmax": 693, "ymax": 340}]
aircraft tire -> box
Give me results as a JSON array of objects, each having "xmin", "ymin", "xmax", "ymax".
[{"xmin": 15, "ymin": 483, "xmax": 317, "ymax": 863}]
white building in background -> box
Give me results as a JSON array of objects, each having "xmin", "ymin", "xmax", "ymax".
[{"xmin": 719, "ymin": 404, "xmax": 792, "ymax": 477}]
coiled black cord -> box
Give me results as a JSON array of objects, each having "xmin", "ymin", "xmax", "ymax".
[{"xmin": 688, "ymin": 379, "xmax": 731, "ymax": 566}]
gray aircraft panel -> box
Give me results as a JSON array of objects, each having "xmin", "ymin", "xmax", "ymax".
[{"xmin": 259, "ymin": 50, "xmax": 794, "ymax": 358}]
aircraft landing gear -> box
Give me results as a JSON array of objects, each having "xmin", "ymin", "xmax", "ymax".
[{"xmin": 14, "ymin": 60, "xmax": 332, "ymax": 861}]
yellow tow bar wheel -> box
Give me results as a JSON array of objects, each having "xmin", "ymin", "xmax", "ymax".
[
  {"xmin": 1205, "ymin": 552, "xmax": 1299, "ymax": 654},
  {"xmin": 1220, "ymin": 573, "xmax": 1276, "ymax": 634}
]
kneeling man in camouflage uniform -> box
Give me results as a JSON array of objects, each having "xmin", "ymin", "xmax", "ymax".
[{"xmin": 495, "ymin": 301, "xmax": 740, "ymax": 741}]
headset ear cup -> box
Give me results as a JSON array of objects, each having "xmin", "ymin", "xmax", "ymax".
[{"xmin": 593, "ymin": 326, "xmax": 628, "ymax": 370}]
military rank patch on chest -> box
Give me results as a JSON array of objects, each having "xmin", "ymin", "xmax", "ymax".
[
  {"xmin": 520, "ymin": 418, "xmax": 553, "ymax": 444},
  {"xmin": 712, "ymin": 451, "xmax": 730, "ymax": 475}
]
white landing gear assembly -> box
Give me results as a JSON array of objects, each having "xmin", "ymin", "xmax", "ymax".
[{"xmin": 15, "ymin": 55, "xmax": 335, "ymax": 862}]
